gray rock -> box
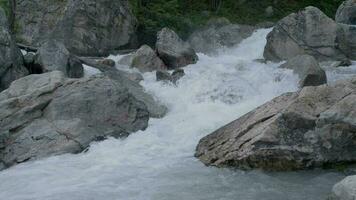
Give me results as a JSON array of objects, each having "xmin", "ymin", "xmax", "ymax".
[
  {"xmin": 156, "ymin": 69, "xmax": 185, "ymax": 84},
  {"xmin": 156, "ymin": 28, "xmax": 198, "ymax": 69},
  {"xmin": 15, "ymin": 0, "xmax": 137, "ymax": 56},
  {"xmin": 330, "ymin": 59, "xmax": 353, "ymax": 68},
  {"xmin": 337, "ymin": 24, "xmax": 356, "ymax": 60},
  {"xmin": 97, "ymin": 59, "xmax": 116, "ymax": 67},
  {"xmin": 124, "ymin": 72, "xmax": 144, "ymax": 83},
  {"xmin": 264, "ymin": 6, "xmax": 347, "ymax": 62},
  {"xmin": 330, "ymin": 175, "xmax": 356, "ymax": 200},
  {"xmin": 118, "ymin": 54, "xmax": 134, "ymax": 66},
  {"xmin": 188, "ymin": 19, "xmax": 255, "ymax": 54},
  {"xmin": 128, "ymin": 45, "xmax": 167, "ymax": 72},
  {"xmin": 0, "ymin": 71, "xmax": 150, "ymax": 169},
  {"xmin": 336, "ymin": 0, "xmax": 356, "ymax": 25},
  {"xmin": 280, "ymin": 55, "xmax": 327, "ymax": 87},
  {"xmin": 35, "ymin": 40, "xmax": 84, "ymax": 78},
  {"xmin": 196, "ymin": 77, "xmax": 356, "ymax": 171},
  {"xmin": 0, "ymin": 8, "xmax": 28, "ymax": 92}
]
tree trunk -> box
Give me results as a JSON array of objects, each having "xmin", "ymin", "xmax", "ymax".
[{"xmin": 211, "ymin": 0, "xmax": 222, "ymax": 12}]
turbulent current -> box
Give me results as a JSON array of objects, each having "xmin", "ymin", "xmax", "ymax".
[{"xmin": 1, "ymin": 29, "xmax": 356, "ymax": 200}]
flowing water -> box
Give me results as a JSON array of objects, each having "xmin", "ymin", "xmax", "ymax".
[{"xmin": 0, "ymin": 29, "xmax": 354, "ymax": 200}]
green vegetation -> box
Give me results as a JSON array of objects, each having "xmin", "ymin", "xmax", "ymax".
[
  {"xmin": 129, "ymin": 0, "xmax": 344, "ymax": 45},
  {"xmin": 0, "ymin": 0, "xmax": 9, "ymax": 14}
]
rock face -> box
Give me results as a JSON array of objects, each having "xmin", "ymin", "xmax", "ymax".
[
  {"xmin": 280, "ymin": 55, "xmax": 327, "ymax": 87},
  {"xmin": 156, "ymin": 69, "xmax": 185, "ymax": 84},
  {"xmin": 188, "ymin": 18, "xmax": 255, "ymax": 54},
  {"xmin": 156, "ymin": 28, "xmax": 198, "ymax": 69},
  {"xmin": 0, "ymin": 71, "xmax": 149, "ymax": 169},
  {"xmin": 330, "ymin": 175, "xmax": 356, "ymax": 200},
  {"xmin": 337, "ymin": 24, "xmax": 356, "ymax": 60},
  {"xmin": 336, "ymin": 0, "xmax": 356, "ymax": 25},
  {"xmin": 34, "ymin": 40, "xmax": 84, "ymax": 78},
  {"xmin": 121, "ymin": 45, "xmax": 167, "ymax": 72},
  {"xmin": 0, "ymin": 8, "xmax": 28, "ymax": 92},
  {"xmin": 264, "ymin": 6, "xmax": 347, "ymax": 62},
  {"xmin": 196, "ymin": 77, "xmax": 356, "ymax": 171},
  {"xmin": 15, "ymin": 0, "xmax": 137, "ymax": 56}
]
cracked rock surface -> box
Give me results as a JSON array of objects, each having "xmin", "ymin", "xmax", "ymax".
[
  {"xmin": 0, "ymin": 71, "xmax": 149, "ymax": 169},
  {"xmin": 195, "ymin": 76, "xmax": 356, "ymax": 171}
]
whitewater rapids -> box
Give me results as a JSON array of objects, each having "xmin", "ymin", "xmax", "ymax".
[{"xmin": 1, "ymin": 29, "xmax": 354, "ymax": 200}]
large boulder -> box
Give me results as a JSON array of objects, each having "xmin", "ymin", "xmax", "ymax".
[
  {"xmin": 264, "ymin": 6, "xmax": 347, "ymax": 62},
  {"xmin": 156, "ymin": 28, "xmax": 198, "ymax": 69},
  {"xmin": 188, "ymin": 18, "xmax": 255, "ymax": 54},
  {"xmin": 0, "ymin": 71, "xmax": 150, "ymax": 169},
  {"xmin": 336, "ymin": 0, "xmax": 356, "ymax": 25},
  {"xmin": 279, "ymin": 55, "xmax": 327, "ymax": 87},
  {"xmin": 337, "ymin": 24, "xmax": 356, "ymax": 60},
  {"xmin": 330, "ymin": 175, "xmax": 356, "ymax": 200},
  {"xmin": 119, "ymin": 45, "xmax": 167, "ymax": 72},
  {"xmin": 196, "ymin": 77, "xmax": 356, "ymax": 171},
  {"xmin": 15, "ymin": 0, "xmax": 137, "ymax": 56},
  {"xmin": 34, "ymin": 40, "xmax": 84, "ymax": 78},
  {"xmin": 0, "ymin": 8, "xmax": 28, "ymax": 92}
]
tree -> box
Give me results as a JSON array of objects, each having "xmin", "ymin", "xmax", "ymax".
[
  {"xmin": 211, "ymin": 0, "xmax": 222, "ymax": 12},
  {"xmin": 8, "ymin": 0, "xmax": 15, "ymax": 33}
]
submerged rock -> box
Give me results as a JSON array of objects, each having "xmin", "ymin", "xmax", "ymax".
[
  {"xmin": 97, "ymin": 59, "xmax": 116, "ymax": 67},
  {"xmin": 16, "ymin": 0, "xmax": 137, "ymax": 56},
  {"xmin": 120, "ymin": 45, "xmax": 167, "ymax": 72},
  {"xmin": 34, "ymin": 40, "xmax": 84, "ymax": 78},
  {"xmin": 330, "ymin": 175, "xmax": 356, "ymax": 200},
  {"xmin": 264, "ymin": 6, "xmax": 347, "ymax": 62},
  {"xmin": 0, "ymin": 71, "xmax": 149, "ymax": 169},
  {"xmin": 196, "ymin": 77, "xmax": 356, "ymax": 171},
  {"xmin": 279, "ymin": 55, "xmax": 327, "ymax": 87},
  {"xmin": 188, "ymin": 18, "xmax": 255, "ymax": 54},
  {"xmin": 336, "ymin": 0, "xmax": 356, "ymax": 25},
  {"xmin": 156, "ymin": 69, "xmax": 185, "ymax": 84},
  {"xmin": 0, "ymin": 8, "xmax": 28, "ymax": 92},
  {"xmin": 156, "ymin": 28, "xmax": 198, "ymax": 69}
]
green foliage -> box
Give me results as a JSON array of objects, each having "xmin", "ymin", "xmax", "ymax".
[
  {"xmin": 0, "ymin": 0, "xmax": 9, "ymax": 14},
  {"xmin": 130, "ymin": 0, "xmax": 344, "ymax": 45}
]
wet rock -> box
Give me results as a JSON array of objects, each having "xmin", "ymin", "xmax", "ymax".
[
  {"xmin": 196, "ymin": 77, "xmax": 356, "ymax": 171},
  {"xmin": 279, "ymin": 55, "xmax": 327, "ymax": 87},
  {"xmin": 156, "ymin": 69, "xmax": 185, "ymax": 84},
  {"xmin": 0, "ymin": 71, "xmax": 150, "ymax": 169},
  {"xmin": 16, "ymin": 0, "xmax": 137, "ymax": 56},
  {"xmin": 188, "ymin": 18, "xmax": 255, "ymax": 54},
  {"xmin": 330, "ymin": 175, "xmax": 356, "ymax": 200},
  {"xmin": 264, "ymin": 7, "xmax": 347, "ymax": 62},
  {"xmin": 34, "ymin": 40, "xmax": 84, "ymax": 78},
  {"xmin": 0, "ymin": 8, "xmax": 28, "ymax": 92},
  {"xmin": 123, "ymin": 45, "xmax": 167, "ymax": 72},
  {"xmin": 124, "ymin": 72, "xmax": 144, "ymax": 83},
  {"xmin": 156, "ymin": 28, "xmax": 198, "ymax": 69},
  {"xmin": 336, "ymin": 0, "xmax": 356, "ymax": 25},
  {"xmin": 337, "ymin": 24, "xmax": 356, "ymax": 60},
  {"xmin": 330, "ymin": 59, "xmax": 353, "ymax": 68},
  {"xmin": 97, "ymin": 59, "xmax": 115, "ymax": 67}
]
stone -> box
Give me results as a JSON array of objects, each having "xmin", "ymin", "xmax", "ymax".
[
  {"xmin": 279, "ymin": 55, "xmax": 327, "ymax": 87},
  {"xmin": 156, "ymin": 69, "xmax": 185, "ymax": 84},
  {"xmin": 188, "ymin": 18, "xmax": 255, "ymax": 54},
  {"xmin": 0, "ymin": 71, "xmax": 150, "ymax": 169},
  {"xmin": 97, "ymin": 59, "xmax": 116, "ymax": 67},
  {"xmin": 171, "ymin": 69, "xmax": 185, "ymax": 84},
  {"xmin": 156, "ymin": 71, "xmax": 171, "ymax": 82},
  {"xmin": 336, "ymin": 0, "xmax": 356, "ymax": 25},
  {"xmin": 337, "ymin": 24, "xmax": 356, "ymax": 60},
  {"xmin": 264, "ymin": 6, "xmax": 347, "ymax": 62},
  {"xmin": 156, "ymin": 28, "xmax": 198, "ymax": 69},
  {"xmin": 126, "ymin": 45, "xmax": 167, "ymax": 72},
  {"xmin": 34, "ymin": 40, "xmax": 84, "ymax": 78},
  {"xmin": 196, "ymin": 77, "xmax": 356, "ymax": 171},
  {"xmin": 15, "ymin": 0, "xmax": 137, "ymax": 56},
  {"xmin": 330, "ymin": 175, "xmax": 356, "ymax": 200},
  {"xmin": 0, "ymin": 8, "xmax": 28, "ymax": 92}
]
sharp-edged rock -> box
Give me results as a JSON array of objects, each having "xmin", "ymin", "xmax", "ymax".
[
  {"xmin": 196, "ymin": 77, "xmax": 356, "ymax": 171},
  {"xmin": 330, "ymin": 175, "xmax": 356, "ymax": 200},
  {"xmin": 0, "ymin": 71, "xmax": 150, "ymax": 169},
  {"xmin": 34, "ymin": 40, "xmax": 84, "ymax": 78},
  {"xmin": 0, "ymin": 8, "xmax": 28, "ymax": 92},
  {"xmin": 279, "ymin": 55, "xmax": 327, "ymax": 87},
  {"xmin": 264, "ymin": 6, "xmax": 347, "ymax": 62},
  {"xmin": 156, "ymin": 28, "xmax": 198, "ymax": 69}
]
